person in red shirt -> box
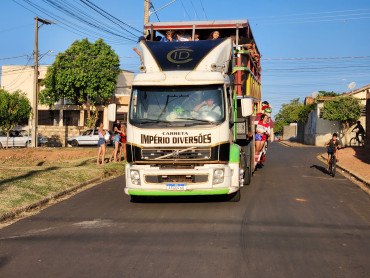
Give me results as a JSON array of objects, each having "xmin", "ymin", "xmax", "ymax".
[
  {"xmin": 255, "ymin": 114, "xmax": 270, "ymax": 155},
  {"xmin": 255, "ymin": 101, "xmax": 275, "ymax": 142}
]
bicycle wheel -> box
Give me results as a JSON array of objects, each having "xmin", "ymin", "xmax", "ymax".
[
  {"xmin": 331, "ymin": 157, "xmax": 336, "ymax": 177},
  {"xmin": 349, "ymin": 137, "xmax": 357, "ymax": 147}
]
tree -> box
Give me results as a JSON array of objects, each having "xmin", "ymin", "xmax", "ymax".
[
  {"xmin": 274, "ymin": 98, "xmax": 303, "ymax": 134},
  {"xmin": 317, "ymin": 90, "xmax": 340, "ymax": 98},
  {"xmin": 0, "ymin": 89, "xmax": 31, "ymax": 148},
  {"xmin": 298, "ymin": 103, "xmax": 317, "ymax": 123},
  {"xmin": 40, "ymin": 38, "xmax": 121, "ymax": 127},
  {"xmin": 322, "ymin": 96, "xmax": 362, "ymax": 145}
]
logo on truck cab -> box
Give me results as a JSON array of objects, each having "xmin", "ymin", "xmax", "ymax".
[{"xmin": 167, "ymin": 49, "xmax": 194, "ymax": 64}]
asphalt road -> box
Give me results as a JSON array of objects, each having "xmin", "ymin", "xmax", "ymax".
[{"xmin": 0, "ymin": 143, "xmax": 369, "ymax": 278}]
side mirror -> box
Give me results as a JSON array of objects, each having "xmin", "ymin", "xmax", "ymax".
[{"xmin": 241, "ymin": 98, "xmax": 253, "ymax": 117}]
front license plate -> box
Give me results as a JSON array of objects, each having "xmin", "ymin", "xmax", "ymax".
[{"xmin": 166, "ymin": 184, "xmax": 187, "ymax": 191}]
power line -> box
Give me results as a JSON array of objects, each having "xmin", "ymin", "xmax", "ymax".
[
  {"xmin": 253, "ymin": 16, "xmax": 370, "ymax": 26},
  {"xmin": 15, "ymin": 0, "xmax": 139, "ymax": 43},
  {"xmin": 190, "ymin": 0, "xmax": 200, "ymax": 20},
  {"xmin": 198, "ymin": 0, "xmax": 208, "ymax": 20},
  {"xmin": 179, "ymin": 0, "xmax": 191, "ymax": 20},
  {"xmin": 262, "ymin": 56, "xmax": 370, "ymax": 61},
  {"xmin": 150, "ymin": 1, "xmax": 161, "ymax": 22},
  {"xmin": 247, "ymin": 8, "xmax": 370, "ymax": 19}
]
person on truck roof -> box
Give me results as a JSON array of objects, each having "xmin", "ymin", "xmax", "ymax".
[
  {"xmin": 161, "ymin": 30, "xmax": 177, "ymax": 42},
  {"xmin": 208, "ymin": 30, "xmax": 220, "ymax": 40},
  {"xmin": 176, "ymin": 30, "xmax": 192, "ymax": 41}
]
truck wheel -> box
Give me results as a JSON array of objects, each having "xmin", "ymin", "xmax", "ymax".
[
  {"xmin": 0, "ymin": 142, "xmax": 2, "ymax": 148},
  {"xmin": 71, "ymin": 140, "xmax": 79, "ymax": 147},
  {"xmin": 241, "ymin": 145, "xmax": 252, "ymax": 185},
  {"xmin": 25, "ymin": 141, "xmax": 30, "ymax": 148},
  {"xmin": 228, "ymin": 190, "xmax": 241, "ymax": 202}
]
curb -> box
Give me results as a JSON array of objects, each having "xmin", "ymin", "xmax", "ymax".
[
  {"xmin": 319, "ymin": 154, "xmax": 370, "ymax": 188},
  {"xmin": 0, "ymin": 176, "xmax": 109, "ymax": 223}
]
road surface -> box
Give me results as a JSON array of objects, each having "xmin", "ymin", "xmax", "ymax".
[{"xmin": 0, "ymin": 143, "xmax": 369, "ymax": 278}]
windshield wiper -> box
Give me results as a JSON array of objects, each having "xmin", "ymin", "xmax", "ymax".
[
  {"xmin": 175, "ymin": 117, "xmax": 214, "ymax": 124},
  {"xmin": 136, "ymin": 119, "xmax": 171, "ymax": 124}
]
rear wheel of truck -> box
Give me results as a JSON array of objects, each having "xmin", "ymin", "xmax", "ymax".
[
  {"xmin": 241, "ymin": 145, "xmax": 252, "ymax": 185},
  {"xmin": 228, "ymin": 190, "xmax": 241, "ymax": 202}
]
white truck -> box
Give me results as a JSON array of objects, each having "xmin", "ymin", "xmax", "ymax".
[{"xmin": 125, "ymin": 20, "xmax": 262, "ymax": 202}]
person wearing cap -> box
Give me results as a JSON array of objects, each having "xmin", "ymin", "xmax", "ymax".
[{"xmin": 161, "ymin": 30, "xmax": 177, "ymax": 42}]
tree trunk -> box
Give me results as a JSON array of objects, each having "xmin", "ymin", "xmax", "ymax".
[
  {"xmin": 6, "ymin": 132, "xmax": 9, "ymax": 149},
  {"xmin": 341, "ymin": 121, "xmax": 350, "ymax": 146}
]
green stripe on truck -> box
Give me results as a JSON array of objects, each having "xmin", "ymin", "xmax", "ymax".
[
  {"xmin": 128, "ymin": 189, "xmax": 229, "ymax": 196},
  {"xmin": 229, "ymin": 144, "xmax": 240, "ymax": 163}
]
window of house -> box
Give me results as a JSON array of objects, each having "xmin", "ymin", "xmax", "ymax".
[
  {"xmin": 38, "ymin": 110, "xmax": 60, "ymax": 126},
  {"xmin": 63, "ymin": 110, "xmax": 80, "ymax": 126}
]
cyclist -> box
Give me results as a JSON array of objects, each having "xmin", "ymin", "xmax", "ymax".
[
  {"xmin": 324, "ymin": 133, "xmax": 342, "ymax": 171},
  {"xmin": 352, "ymin": 121, "xmax": 365, "ymax": 142}
]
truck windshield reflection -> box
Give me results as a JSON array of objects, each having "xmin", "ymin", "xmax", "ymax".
[{"xmin": 129, "ymin": 85, "xmax": 225, "ymax": 127}]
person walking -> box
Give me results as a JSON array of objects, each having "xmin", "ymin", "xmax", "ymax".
[{"xmin": 97, "ymin": 122, "xmax": 107, "ymax": 165}]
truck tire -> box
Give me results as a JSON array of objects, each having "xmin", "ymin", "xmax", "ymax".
[
  {"xmin": 228, "ymin": 190, "xmax": 241, "ymax": 202},
  {"xmin": 241, "ymin": 145, "xmax": 252, "ymax": 185},
  {"xmin": 0, "ymin": 142, "xmax": 2, "ymax": 148},
  {"xmin": 25, "ymin": 141, "xmax": 30, "ymax": 148}
]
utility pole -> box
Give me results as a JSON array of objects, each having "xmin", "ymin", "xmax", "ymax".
[
  {"xmin": 32, "ymin": 17, "xmax": 52, "ymax": 148},
  {"xmin": 143, "ymin": 0, "xmax": 150, "ymax": 36},
  {"xmin": 143, "ymin": 0, "xmax": 177, "ymax": 36}
]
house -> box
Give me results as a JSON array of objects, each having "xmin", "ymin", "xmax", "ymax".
[
  {"xmin": 299, "ymin": 85, "xmax": 368, "ymax": 146},
  {"xmin": 1, "ymin": 65, "xmax": 133, "ymax": 146}
]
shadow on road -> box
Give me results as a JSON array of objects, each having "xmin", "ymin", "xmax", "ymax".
[
  {"xmin": 310, "ymin": 164, "xmax": 328, "ymax": 175},
  {"xmin": 131, "ymin": 195, "xmax": 234, "ymax": 204}
]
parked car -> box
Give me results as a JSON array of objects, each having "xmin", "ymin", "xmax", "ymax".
[
  {"xmin": 67, "ymin": 129, "xmax": 99, "ymax": 147},
  {"xmin": 0, "ymin": 130, "xmax": 48, "ymax": 148},
  {"xmin": 67, "ymin": 129, "xmax": 113, "ymax": 147}
]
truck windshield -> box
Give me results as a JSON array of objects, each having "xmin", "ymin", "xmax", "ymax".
[{"xmin": 129, "ymin": 85, "xmax": 225, "ymax": 127}]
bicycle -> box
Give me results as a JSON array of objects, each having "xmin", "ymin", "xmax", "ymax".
[
  {"xmin": 327, "ymin": 151, "xmax": 337, "ymax": 177},
  {"xmin": 349, "ymin": 134, "xmax": 365, "ymax": 147}
]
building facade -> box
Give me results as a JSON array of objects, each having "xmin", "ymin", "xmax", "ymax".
[
  {"xmin": 299, "ymin": 85, "xmax": 368, "ymax": 146},
  {"xmin": 1, "ymin": 65, "xmax": 133, "ymax": 146}
]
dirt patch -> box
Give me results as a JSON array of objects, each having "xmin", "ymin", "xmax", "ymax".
[{"xmin": 0, "ymin": 147, "xmax": 97, "ymax": 165}]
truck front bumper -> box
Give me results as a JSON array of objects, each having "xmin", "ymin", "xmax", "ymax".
[{"xmin": 124, "ymin": 163, "xmax": 240, "ymax": 196}]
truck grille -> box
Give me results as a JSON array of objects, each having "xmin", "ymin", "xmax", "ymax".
[
  {"xmin": 141, "ymin": 147, "xmax": 211, "ymax": 160},
  {"xmin": 145, "ymin": 174, "xmax": 208, "ymax": 184}
]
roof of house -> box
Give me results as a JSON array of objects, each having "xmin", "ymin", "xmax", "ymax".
[
  {"xmin": 306, "ymin": 84, "xmax": 370, "ymax": 103},
  {"xmin": 342, "ymin": 84, "xmax": 370, "ymax": 96}
]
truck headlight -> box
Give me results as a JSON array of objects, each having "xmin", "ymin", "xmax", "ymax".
[
  {"xmin": 213, "ymin": 169, "xmax": 224, "ymax": 184},
  {"xmin": 130, "ymin": 170, "xmax": 141, "ymax": 185}
]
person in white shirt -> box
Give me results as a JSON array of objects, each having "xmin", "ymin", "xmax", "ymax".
[
  {"xmin": 176, "ymin": 30, "xmax": 192, "ymax": 41},
  {"xmin": 194, "ymin": 96, "xmax": 221, "ymax": 116}
]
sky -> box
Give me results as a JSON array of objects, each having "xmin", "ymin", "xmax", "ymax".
[{"xmin": 1, "ymin": 0, "xmax": 370, "ymax": 119}]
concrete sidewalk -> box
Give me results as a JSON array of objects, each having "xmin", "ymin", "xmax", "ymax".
[{"xmin": 280, "ymin": 141, "xmax": 370, "ymax": 187}]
